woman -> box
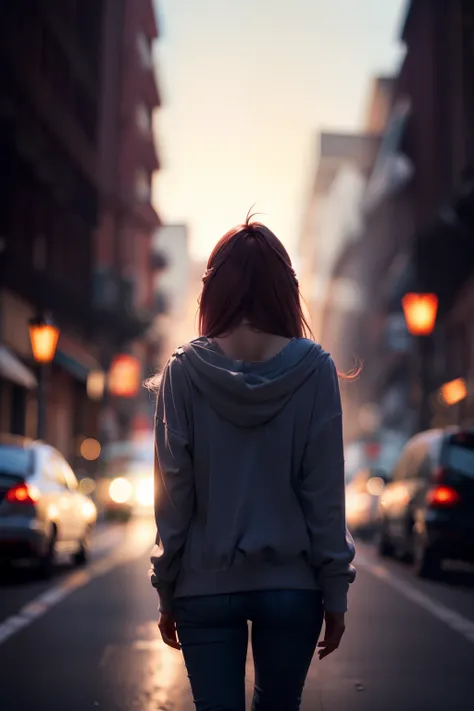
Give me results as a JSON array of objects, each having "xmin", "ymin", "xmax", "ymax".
[{"xmin": 148, "ymin": 218, "xmax": 355, "ymax": 711}]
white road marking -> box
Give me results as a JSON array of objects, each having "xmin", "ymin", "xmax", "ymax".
[
  {"xmin": 357, "ymin": 553, "xmax": 474, "ymax": 644},
  {"xmin": 0, "ymin": 530, "xmax": 152, "ymax": 648}
]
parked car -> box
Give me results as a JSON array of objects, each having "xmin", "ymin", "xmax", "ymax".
[
  {"xmin": 95, "ymin": 436, "xmax": 154, "ymax": 521},
  {"xmin": 346, "ymin": 467, "xmax": 389, "ymax": 539},
  {"xmin": 0, "ymin": 434, "xmax": 97, "ymax": 576},
  {"xmin": 376, "ymin": 428, "xmax": 474, "ymax": 578}
]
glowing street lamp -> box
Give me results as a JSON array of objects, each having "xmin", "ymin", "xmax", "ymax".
[
  {"xmin": 401, "ymin": 293, "xmax": 438, "ymax": 432},
  {"xmin": 401, "ymin": 293, "xmax": 438, "ymax": 337},
  {"xmin": 29, "ymin": 315, "xmax": 60, "ymax": 364},
  {"xmin": 29, "ymin": 314, "xmax": 60, "ymax": 440}
]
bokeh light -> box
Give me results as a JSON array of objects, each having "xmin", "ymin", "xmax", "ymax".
[
  {"xmin": 109, "ymin": 477, "xmax": 132, "ymax": 504},
  {"xmin": 80, "ymin": 438, "xmax": 102, "ymax": 461},
  {"xmin": 366, "ymin": 476, "xmax": 385, "ymax": 496},
  {"xmin": 136, "ymin": 477, "xmax": 154, "ymax": 507},
  {"xmin": 440, "ymin": 378, "xmax": 467, "ymax": 407},
  {"xmin": 79, "ymin": 477, "xmax": 96, "ymax": 496}
]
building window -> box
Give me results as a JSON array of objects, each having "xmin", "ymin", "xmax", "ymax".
[
  {"xmin": 136, "ymin": 103, "xmax": 151, "ymax": 135},
  {"xmin": 135, "ymin": 168, "xmax": 151, "ymax": 202},
  {"xmin": 136, "ymin": 31, "xmax": 153, "ymax": 69}
]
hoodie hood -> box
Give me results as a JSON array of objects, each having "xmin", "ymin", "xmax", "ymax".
[{"xmin": 178, "ymin": 337, "xmax": 329, "ymax": 427}]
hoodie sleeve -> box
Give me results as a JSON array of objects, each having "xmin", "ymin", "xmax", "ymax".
[
  {"xmin": 299, "ymin": 356, "xmax": 355, "ymax": 613},
  {"xmin": 150, "ymin": 355, "xmax": 194, "ymax": 613}
]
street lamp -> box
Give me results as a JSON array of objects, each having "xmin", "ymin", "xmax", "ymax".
[
  {"xmin": 401, "ymin": 293, "xmax": 438, "ymax": 337},
  {"xmin": 402, "ymin": 293, "xmax": 438, "ymax": 431},
  {"xmin": 29, "ymin": 314, "xmax": 60, "ymax": 439}
]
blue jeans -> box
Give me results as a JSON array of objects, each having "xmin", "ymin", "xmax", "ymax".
[{"xmin": 173, "ymin": 590, "xmax": 324, "ymax": 711}]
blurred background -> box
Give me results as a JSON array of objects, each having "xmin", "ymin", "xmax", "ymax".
[{"xmin": 1, "ymin": 1, "xmax": 474, "ymax": 709}]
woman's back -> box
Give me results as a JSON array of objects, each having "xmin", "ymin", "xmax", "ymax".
[{"xmin": 152, "ymin": 335, "xmax": 351, "ymax": 608}]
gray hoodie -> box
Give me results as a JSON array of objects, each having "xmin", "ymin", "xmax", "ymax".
[{"xmin": 150, "ymin": 337, "xmax": 355, "ymax": 613}]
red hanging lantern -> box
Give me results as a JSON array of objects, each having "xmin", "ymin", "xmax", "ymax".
[{"xmin": 108, "ymin": 354, "xmax": 141, "ymax": 398}]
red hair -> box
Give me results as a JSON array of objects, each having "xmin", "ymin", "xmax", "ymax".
[
  {"xmin": 199, "ymin": 218, "xmax": 312, "ymax": 339},
  {"xmin": 144, "ymin": 215, "xmax": 359, "ymax": 392}
]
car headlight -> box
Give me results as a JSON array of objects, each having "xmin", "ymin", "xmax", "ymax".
[
  {"xmin": 81, "ymin": 499, "xmax": 97, "ymax": 522},
  {"xmin": 109, "ymin": 477, "xmax": 132, "ymax": 504},
  {"xmin": 135, "ymin": 478, "xmax": 154, "ymax": 507}
]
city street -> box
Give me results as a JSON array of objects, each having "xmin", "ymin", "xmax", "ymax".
[
  {"xmin": 0, "ymin": 520, "xmax": 474, "ymax": 711},
  {"xmin": 2, "ymin": 1, "xmax": 474, "ymax": 709}
]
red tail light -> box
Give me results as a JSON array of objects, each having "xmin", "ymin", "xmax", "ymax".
[
  {"xmin": 6, "ymin": 483, "xmax": 40, "ymax": 504},
  {"xmin": 427, "ymin": 485, "xmax": 461, "ymax": 507}
]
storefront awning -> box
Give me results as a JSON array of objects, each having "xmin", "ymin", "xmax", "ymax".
[{"xmin": 0, "ymin": 346, "xmax": 37, "ymax": 389}]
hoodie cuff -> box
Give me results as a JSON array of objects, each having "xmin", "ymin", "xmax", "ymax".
[{"xmin": 321, "ymin": 579, "xmax": 349, "ymax": 613}]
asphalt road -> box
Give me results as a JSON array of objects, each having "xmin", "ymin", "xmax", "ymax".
[{"xmin": 1, "ymin": 521, "xmax": 474, "ymax": 711}]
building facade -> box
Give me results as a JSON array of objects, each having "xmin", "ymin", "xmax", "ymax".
[
  {"xmin": 314, "ymin": 0, "xmax": 474, "ymax": 446},
  {"xmin": 298, "ymin": 79, "xmax": 393, "ymax": 442},
  {"xmin": 0, "ymin": 0, "xmax": 163, "ymax": 462},
  {"xmin": 299, "ymin": 132, "xmax": 379, "ymax": 343},
  {"xmin": 362, "ymin": 0, "xmax": 474, "ymax": 434},
  {"xmin": 95, "ymin": 0, "xmax": 162, "ymax": 444}
]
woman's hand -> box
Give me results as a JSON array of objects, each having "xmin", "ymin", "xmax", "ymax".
[
  {"xmin": 317, "ymin": 611, "xmax": 345, "ymax": 660},
  {"xmin": 158, "ymin": 612, "xmax": 181, "ymax": 650}
]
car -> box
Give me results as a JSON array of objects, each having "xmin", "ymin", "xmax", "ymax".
[
  {"xmin": 346, "ymin": 467, "xmax": 389, "ymax": 539},
  {"xmin": 0, "ymin": 434, "xmax": 97, "ymax": 576},
  {"xmin": 94, "ymin": 435, "xmax": 154, "ymax": 521},
  {"xmin": 376, "ymin": 428, "xmax": 474, "ymax": 578}
]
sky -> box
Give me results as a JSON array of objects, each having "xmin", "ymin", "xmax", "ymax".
[{"xmin": 153, "ymin": 0, "xmax": 407, "ymax": 261}]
